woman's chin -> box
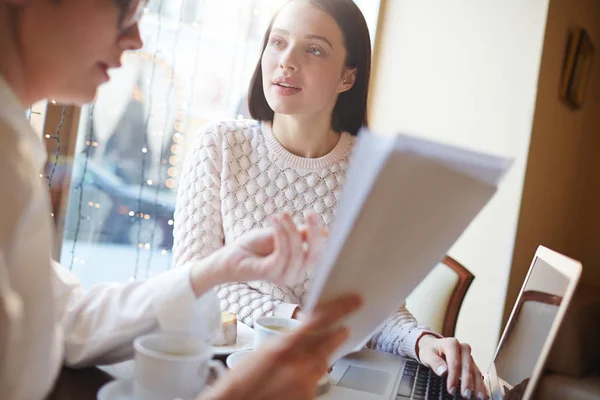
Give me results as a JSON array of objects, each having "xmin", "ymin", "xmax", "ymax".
[{"xmin": 269, "ymin": 104, "xmax": 303, "ymax": 116}]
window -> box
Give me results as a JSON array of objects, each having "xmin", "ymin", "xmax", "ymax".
[{"xmin": 51, "ymin": 0, "xmax": 381, "ymax": 287}]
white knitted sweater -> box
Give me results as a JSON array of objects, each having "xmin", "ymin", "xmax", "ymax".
[{"xmin": 173, "ymin": 120, "xmax": 436, "ymax": 360}]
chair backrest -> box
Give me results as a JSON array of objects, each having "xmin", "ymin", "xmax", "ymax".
[
  {"xmin": 405, "ymin": 256, "xmax": 474, "ymax": 337},
  {"xmin": 494, "ymin": 290, "xmax": 561, "ymax": 386}
]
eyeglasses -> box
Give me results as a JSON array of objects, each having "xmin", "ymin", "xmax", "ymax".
[{"xmin": 118, "ymin": 0, "xmax": 148, "ymax": 32}]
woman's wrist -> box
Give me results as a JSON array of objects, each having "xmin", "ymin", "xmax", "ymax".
[
  {"xmin": 415, "ymin": 333, "xmax": 438, "ymax": 362},
  {"xmin": 188, "ymin": 248, "xmax": 230, "ymax": 298}
]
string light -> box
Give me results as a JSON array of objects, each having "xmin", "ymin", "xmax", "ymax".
[
  {"xmin": 69, "ymin": 102, "xmax": 95, "ymax": 271},
  {"xmin": 44, "ymin": 105, "xmax": 66, "ymax": 190},
  {"xmin": 66, "ymin": 0, "xmax": 250, "ymax": 278},
  {"xmin": 133, "ymin": 0, "xmax": 165, "ymax": 280},
  {"xmin": 144, "ymin": 0, "xmax": 187, "ymax": 277}
]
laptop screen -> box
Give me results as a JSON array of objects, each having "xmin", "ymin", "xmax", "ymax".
[{"xmin": 491, "ymin": 256, "xmax": 569, "ymax": 394}]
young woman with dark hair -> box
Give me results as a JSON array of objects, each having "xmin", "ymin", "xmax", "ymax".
[{"xmin": 174, "ymin": 1, "xmax": 487, "ymax": 398}]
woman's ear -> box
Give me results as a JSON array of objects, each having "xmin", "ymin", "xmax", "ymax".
[{"xmin": 336, "ymin": 68, "xmax": 357, "ymax": 94}]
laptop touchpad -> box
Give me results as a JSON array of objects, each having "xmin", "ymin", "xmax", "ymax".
[{"xmin": 337, "ymin": 366, "xmax": 391, "ymax": 395}]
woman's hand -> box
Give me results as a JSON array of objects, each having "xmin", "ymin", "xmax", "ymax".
[
  {"xmin": 190, "ymin": 213, "xmax": 326, "ymax": 296},
  {"xmin": 223, "ymin": 211, "xmax": 325, "ymax": 285},
  {"xmin": 417, "ymin": 335, "xmax": 488, "ymax": 399},
  {"xmin": 190, "ymin": 211, "xmax": 326, "ymax": 295}
]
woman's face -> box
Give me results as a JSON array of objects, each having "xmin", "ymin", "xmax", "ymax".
[
  {"xmin": 15, "ymin": 0, "xmax": 145, "ymax": 104},
  {"xmin": 261, "ymin": 0, "xmax": 356, "ymax": 120}
]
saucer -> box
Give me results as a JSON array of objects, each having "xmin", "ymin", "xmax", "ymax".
[
  {"xmin": 97, "ymin": 379, "xmax": 133, "ymax": 400},
  {"xmin": 212, "ymin": 322, "xmax": 254, "ymax": 355},
  {"xmin": 225, "ymin": 349, "xmax": 254, "ymax": 368}
]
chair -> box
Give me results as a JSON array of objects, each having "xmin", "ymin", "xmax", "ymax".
[{"xmin": 405, "ymin": 256, "xmax": 474, "ymax": 337}]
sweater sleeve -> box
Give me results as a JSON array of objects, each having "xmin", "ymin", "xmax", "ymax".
[
  {"xmin": 173, "ymin": 122, "xmax": 299, "ymax": 327},
  {"xmin": 367, "ymin": 304, "xmax": 441, "ymax": 361},
  {"xmin": 173, "ymin": 122, "xmax": 225, "ymax": 265}
]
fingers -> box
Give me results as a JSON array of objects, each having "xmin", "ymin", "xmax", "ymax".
[
  {"xmin": 311, "ymin": 326, "xmax": 350, "ymax": 361},
  {"xmin": 259, "ymin": 212, "xmax": 326, "ymax": 285},
  {"xmin": 471, "ymin": 359, "xmax": 487, "ymax": 400},
  {"xmin": 271, "ymin": 212, "xmax": 325, "ymax": 285},
  {"xmin": 442, "ymin": 338, "xmax": 461, "ymax": 396},
  {"xmin": 299, "ymin": 225, "xmax": 328, "ymax": 241},
  {"xmin": 459, "ymin": 343, "xmax": 474, "ymax": 398},
  {"xmin": 424, "ymin": 351, "xmax": 448, "ymax": 378},
  {"xmin": 473, "ymin": 366, "xmax": 487, "ymax": 400},
  {"xmin": 279, "ymin": 213, "xmax": 305, "ymax": 284},
  {"xmin": 293, "ymin": 295, "xmax": 362, "ymax": 340},
  {"xmin": 437, "ymin": 338, "xmax": 486, "ymax": 399},
  {"xmin": 303, "ymin": 212, "xmax": 325, "ymax": 268},
  {"xmin": 265, "ymin": 215, "xmax": 290, "ymax": 275},
  {"xmin": 272, "ymin": 295, "xmax": 361, "ymax": 383}
]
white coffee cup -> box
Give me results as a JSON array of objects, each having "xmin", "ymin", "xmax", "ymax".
[
  {"xmin": 253, "ymin": 316, "xmax": 331, "ymax": 395},
  {"xmin": 133, "ymin": 333, "xmax": 225, "ymax": 400},
  {"xmin": 253, "ymin": 316, "xmax": 301, "ymax": 349}
]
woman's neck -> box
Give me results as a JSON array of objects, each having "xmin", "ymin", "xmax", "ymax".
[
  {"xmin": 0, "ymin": 5, "xmax": 32, "ymax": 108},
  {"xmin": 271, "ymin": 113, "xmax": 341, "ymax": 159}
]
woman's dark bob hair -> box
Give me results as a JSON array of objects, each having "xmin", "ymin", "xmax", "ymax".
[{"xmin": 247, "ymin": 0, "xmax": 371, "ymax": 135}]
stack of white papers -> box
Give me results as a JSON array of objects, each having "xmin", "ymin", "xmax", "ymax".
[{"xmin": 304, "ymin": 129, "xmax": 512, "ymax": 363}]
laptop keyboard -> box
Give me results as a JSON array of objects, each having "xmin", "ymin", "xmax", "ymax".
[{"xmin": 397, "ymin": 360, "xmax": 475, "ymax": 400}]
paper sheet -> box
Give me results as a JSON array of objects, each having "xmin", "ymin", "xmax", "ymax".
[{"xmin": 304, "ymin": 129, "xmax": 512, "ymax": 364}]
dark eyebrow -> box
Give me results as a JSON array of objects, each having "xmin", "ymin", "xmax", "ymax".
[
  {"xmin": 305, "ymin": 34, "xmax": 334, "ymax": 50},
  {"xmin": 271, "ymin": 28, "xmax": 334, "ymax": 50}
]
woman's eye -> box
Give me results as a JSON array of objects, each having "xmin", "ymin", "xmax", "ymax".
[
  {"xmin": 270, "ymin": 39, "xmax": 283, "ymax": 48},
  {"xmin": 309, "ymin": 46, "xmax": 323, "ymax": 56}
]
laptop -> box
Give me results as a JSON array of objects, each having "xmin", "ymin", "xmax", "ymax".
[{"xmin": 322, "ymin": 246, "xmax": 582, "ymax": 400}]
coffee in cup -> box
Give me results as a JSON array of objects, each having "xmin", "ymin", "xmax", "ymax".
[{"xmin": 253, "ymin": 316, "xmax": 301, "ymax": 349}]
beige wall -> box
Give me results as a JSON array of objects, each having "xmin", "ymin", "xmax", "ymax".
[
  {"xmin": 368, "ymin": 0, "xmax": 549, "ymax": 367},
  {"xmin": 504, "ymin": 0, "xmax": 600, "ymax": 325}
]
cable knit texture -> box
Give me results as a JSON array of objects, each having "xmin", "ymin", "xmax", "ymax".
[{"xmin": 173, "ymin": 119, "xmax": 437, "ymax": 360}]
